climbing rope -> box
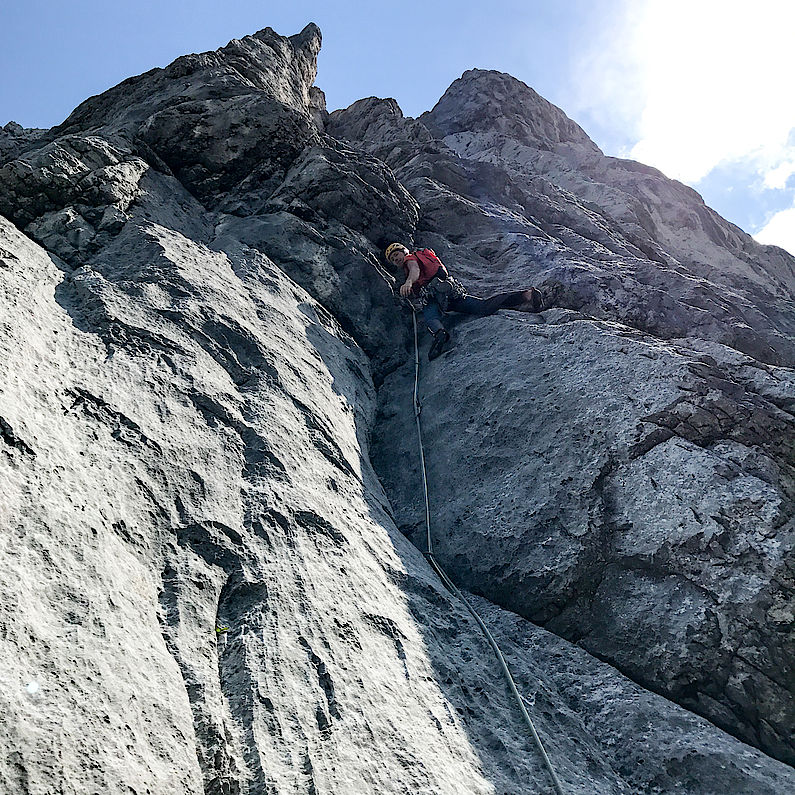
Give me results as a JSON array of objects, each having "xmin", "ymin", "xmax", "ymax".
[
  {"xmin": 410, "ymin": 310, "xmax": 434, "ymax": 556},
  {"xmin": 410, "ymin": 310, "xmax": 566, "ymax": 795}
]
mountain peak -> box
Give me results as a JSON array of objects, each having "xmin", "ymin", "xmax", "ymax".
[
  {"xmin": 423, "ymin": 68, "xmax": 600, "ymax": 155},
  {"xmin": 52, "ymin": 24, "xmax": 323, "ymax": 138},
  {"xmin": 286, "ymin": 21, "xmax": 323, "ymax": 55}
]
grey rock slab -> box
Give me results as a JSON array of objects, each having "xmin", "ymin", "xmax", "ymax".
[
  {"xmin": 470, "ymin": 594, "xmax": 795, "ymax": 794},
  {"xmin": 3, "ymin": 19, "xmax": 795, "ymax": 792},
  {"xmin": 372, "ymin": 311, "xmax": 795, "ymax": 763},
  {"xmin": 0, "ymin": 217, "xmax": 207, "ymax": 794},
  {"xmin": 0, "ymin": 25, "xmax": 327, "ymax": 254},
  {"xmin": 334, "ymin": 72, "xmax": 795, "ymax": 367},
  {"xmin": 51, "ymin": 25, "xmax": 323, "ymax": 138},
  {"xmin": 0, "ymin": 134, "xmax": 147, "ymax": 229},
  {"xmin": 424, "ymin": 69, "xmax": 795, "ymax": 299},
  {"xmin": 213, "ymin": 209, "xmax": 412, "ymax": 383},
  {"xmin": 0, "ymin": 122, "xmax": 46, "ymax": 166},
  {"xmin": 420, "ymin": 69, "xmax": 602, "ymax": 159},
  {"xmin": 3, "ymin": 189, "xmax": 788, "ymax": 792},
  {"xmin": 0, "ymin": 214, "xmax": 592, "ymax": 794}
]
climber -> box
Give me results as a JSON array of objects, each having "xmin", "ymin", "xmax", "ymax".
[{"xmin": 384, "ymin": 243, "xmax": 544, "ymax": 360}]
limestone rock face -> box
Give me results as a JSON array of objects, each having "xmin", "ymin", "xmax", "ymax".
[
  {"xmin": 347, "ymin": 71, "xmax": 795, "ymax": 766},
  {"xmin": 374, "ymin": 314, "xmax": 795, "ymax": 764},
  {"xmin": 0, "ymin": 121, "xmax": 46, "ymax": 164},
  {"xmin": 421, "ymin": 69, "xmax": 602, "ymax": 158},
  {"xmin": 0, "ymin": 24, "xmax": 415, "ymax": 380},
  {"xmin": 422, "ymin": 71, "xmax": 795, "ymax": 355},
  {"xmin": 1, "ymin": 23, "xmax": 794, "ymax": 795}
]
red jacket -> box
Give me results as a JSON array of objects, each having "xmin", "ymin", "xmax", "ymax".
[{"xmin": 403, "ymin": 249, "xmax": 448, "ymax": 292}]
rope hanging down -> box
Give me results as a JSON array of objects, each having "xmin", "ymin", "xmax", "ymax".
[{"xmin": 410, "ymin": 310, "xmax": 566, "ymax": 795}]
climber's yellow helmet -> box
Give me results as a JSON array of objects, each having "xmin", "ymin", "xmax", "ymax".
[{"xmin": 385, "ymin": 243, "xmax": 409, "ymax": 262}]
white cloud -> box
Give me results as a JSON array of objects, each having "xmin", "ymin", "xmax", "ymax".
[
  {"xmin": 754, "ymin": 204, "xmax": 795, "ymax": 255},
  {"xmin": 566, "ymin": 7, "xmax": 648, "ymax": 146},
  {"xmin": 763, "ymin": 160, "xmax": 795, "ymax": 191},
  {"xmin": 573, "ymin": 1, "xmax": 795, "ymax": 188},
  {"xmin": 629, "ymin": 0, "xmax": 795, "ymax": 184}
]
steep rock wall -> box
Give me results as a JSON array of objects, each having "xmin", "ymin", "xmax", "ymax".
[
  {"xmin": 332, "ymin": 73, "xmax": 795, "ymax": 763},
  {"xmin": 1, "ymin": 23, "xmax": 794, "ymax": 795}
]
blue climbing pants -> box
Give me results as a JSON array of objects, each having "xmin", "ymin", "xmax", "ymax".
[{"xmin": 422, "ymin": 291, "xmax": 527, "ymax": 333}]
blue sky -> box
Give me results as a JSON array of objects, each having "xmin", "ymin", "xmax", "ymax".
[{"xmin": 2, "ymin": 0, "xmax": 793, "ymax": 254}]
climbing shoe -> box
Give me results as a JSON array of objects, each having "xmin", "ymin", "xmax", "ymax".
[
  {"xmin": 513, "ymin": 287, "xmax": 543, "ymax": 313},
  {"xmin": 428, "ymin": 329, "xmax": 451, "ymax": 361}
]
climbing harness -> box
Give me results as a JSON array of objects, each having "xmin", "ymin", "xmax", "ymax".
[
  {"xmin": 410, "ymin": 309, "xmax": 566, "ymax": 795},
  {"xmin": 419, "ymin": 274, "xmax": 467, "ymax": 313}
]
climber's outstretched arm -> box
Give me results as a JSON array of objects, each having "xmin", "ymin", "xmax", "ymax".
[{"xmin": 400, "ymin": 261, "xmax": 421, "ymax": 297}]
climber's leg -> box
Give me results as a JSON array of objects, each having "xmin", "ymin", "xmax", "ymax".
[{"xmin": 422, "ymin": 298, "xmax": 446, "ymax": 333}]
